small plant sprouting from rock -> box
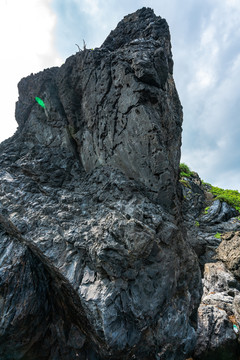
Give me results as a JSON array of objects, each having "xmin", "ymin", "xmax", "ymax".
[
  {"xmin": 75, "ymin": 40, "xmax": 87, "ymax": 52},
  {"xmin": 195, "ymin": 221, "xmax": 200, "ymax": 227},
  {"xmin": 75, "ymin": 43, "xmax": 81, "ymax": 52},
  {"xmin": 204, "ymin": 206, "xmax": 210, "ymax": 215},
  {"xmin": 214, "ymin": 232, "xmax": 221, "ymax": 239}
]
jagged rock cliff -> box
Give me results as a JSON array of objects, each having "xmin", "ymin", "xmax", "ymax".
[
  {"xmin": 0, "ymin": 8, "xmax": 203, "ymax": 360},
  {"xmin": 15, "ymin": 8, "xmax": 182, "ymax": 212},
  {"xmin": 181, "ymin": 173, "xmax": 240, "ymax": 359}
]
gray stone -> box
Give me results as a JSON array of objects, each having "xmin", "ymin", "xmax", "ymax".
[
  {"xmin": 180, "ymin": 173, "xmax": 240, "ymax": 358},
  {"xmin": 200, "ymin": 200, "xmax": 238, "ymax": 225},
  {"xmin": 16, "ymin": 8, "xmax": 183, "ymax": 212},
  {"xmin": 0, "ymin": 7, "xmax": 201, "ymax": 360},
  {"xmin": 194, "ymin": 262, "xmax": 240, "ymax": 360},
  {"xmin": 216, "ymin": 231, "xmax": 240, "ymax": 279}
]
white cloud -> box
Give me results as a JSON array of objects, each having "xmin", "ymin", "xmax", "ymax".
[
  {"xmin": 178, "ymin": 1, "xmax": 240, "ymax": 190},
  {"xmin": 0, "ymin": 0, "xmax": 63, "ymax": 143},
  {"xmin": 78, "ymin": 0, "xmax": 101, "ymax": 17},
  {"xmin": 193, "ymin": 68, "xmax": 216, "ymax": 90},
  {"xmin": 69, "ymin": 0, "xmax": 128, "ymax": 48}
]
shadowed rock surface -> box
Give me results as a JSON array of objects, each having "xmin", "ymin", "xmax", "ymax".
[{"xmin": 0, "ymin": 8, "xmax": 202, "ymax": 360}]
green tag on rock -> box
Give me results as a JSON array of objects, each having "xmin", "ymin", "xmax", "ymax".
[{"xmin": 35, "ymin": 97, "xmax": 46, "ymax": 108}]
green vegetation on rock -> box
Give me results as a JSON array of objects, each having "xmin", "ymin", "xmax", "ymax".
[
  {"xmin": 204, "ymin": 206, "xmax": 210, "ymax": 215},
  {"xmin": 210, "ymin": 186, "xmax": 240, "ymax": 213},
  {"xmin": 214, "ymin": 232, "xmax": 221, "ymax": 239},
  {"xmin": 179, "ymin": 163, "xmax": 193, "ymax": 178},
  {"xmin": 201, "ymin": 180, "xmax": 212, "ymax": 188},
  {"xmin": 179, "ymin": 179, "xmax": 191, "ymax": 188},
  {"xmin": 179, "ymin": 162, "xmax": 240, "ymax": 214}
]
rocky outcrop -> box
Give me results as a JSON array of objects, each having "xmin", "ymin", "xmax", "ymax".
[
  {"xmin": 180, "ymin": 173, "xmax": 240, "ymax": 358},
  {"xmin": 181, "ymin": 176, "xmax": 240, "ymax": 268},
  {"xmin": 15, "ymin": 8, "xmax": 182, "ymax": 212},
  {"xmin": 194, "ymin": 262, "xmax": 240, "ymax": 360},
  {"xmin": 216, "ymin": 231, "xmax": 240, "ymax": 279},
  {"xmin": 0, "ymin": 8, "xmax": 202, "ymax": 360}
]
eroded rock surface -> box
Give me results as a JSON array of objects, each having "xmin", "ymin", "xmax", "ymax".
[
  {"xmin": 194, "ymin": 263, "xmax": 239, "ymax": 360},
  {"xmin": 0, "ymin": 7, "xmax": 201, "ymax": 360},
  {"xmin": 16, "ymin": 8, "xmax": 182, "ymax": 211},
  {"xmin": 180, "ymin": 173, "xmax": 240, "ymax": 358},
  {"xmin": 216, "ymin": 231, "xmax": 240, "ymax": 279}
]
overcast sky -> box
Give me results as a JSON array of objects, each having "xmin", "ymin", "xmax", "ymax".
[{"xmin": 1, "ymin": 0, "xmax": 240, "ymax": 190}]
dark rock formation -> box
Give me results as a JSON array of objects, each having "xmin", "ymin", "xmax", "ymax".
[
  {"xmin": 15, "ymin": 8, "xmax": 182, "ymax": 212},
  {"xmin": 180, "ymin": 174, "xmax": 240, "ymax": 359},
  {"xmin": 0, "ymin": 8, "xmax": 202, "ymax": 360}
]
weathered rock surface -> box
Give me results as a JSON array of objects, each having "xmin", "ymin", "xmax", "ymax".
[
  {"xmin": 0, "ymin": 8, "xmax": 202, "ymax": 360},
  {"xmin": 216, "ymin": 231, "xmax": 240, "ymax": 279},
  {"xmin": 16, "ymin": 8, "xmax": 182, "ymax": 212},
  {"xmin": 194, "ymin": 263, "xmax": 240, "ymax": 359},
  {"xmin": 181, "ymin": 176, "xmax": 240, "ymax": 268},
  {"xmin": 180, "ymin": 173, "xmax": 240, "ymax": 358}
]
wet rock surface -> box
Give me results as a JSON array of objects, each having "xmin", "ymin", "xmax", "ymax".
[{"xmin": 0, "ymin": 8, "xmax": 202, "ymax": 360}]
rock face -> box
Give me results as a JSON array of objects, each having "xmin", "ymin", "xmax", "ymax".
[
  {"xmin": 0, "ymin": 8, "xmax": 203, "ymax": 360},
  {"xmin": 15, "ymin": 8, "xmax": 182, "ymax": 211},
  {"xmin": 180, "ymin": 174, "xmax": 240, "ymax": 359},
  {"xmin": 194, "ymin": 262, "xmax": 240, "ymax": 360},
  {"xmin": 216, "ymin": 231, "xmax": 240, "ymax": 279}
]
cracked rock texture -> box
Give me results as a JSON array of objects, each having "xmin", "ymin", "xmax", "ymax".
[
  {"xmin": 181, "ymin": 174, "xmax": 240, "ymax": 359},
  {"xmin": 16, "ymin": 8, "xmax": 182, "ymax": 212},
  {"xmin": 0, "ymin": 8, "xmax": 203, "ymax": 360}
]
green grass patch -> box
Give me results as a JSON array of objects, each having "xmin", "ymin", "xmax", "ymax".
[
  {"xmin": 179, "ymin": 163, "xmax": 194, "ymax": 178},
  {"xmin": 181, "ymin": 171, "xmax": 191, "ymax": 178},
  {"xmin": 201, "ymin": 180, "xmax": 212, "ymax": 189},
  {"xmin": 210, "ymin": 186, "xmax": 240, "ymax": 213},
  {"xmin": 179, "ymin": 164, "xmax": 240, "ymax": 214}
]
